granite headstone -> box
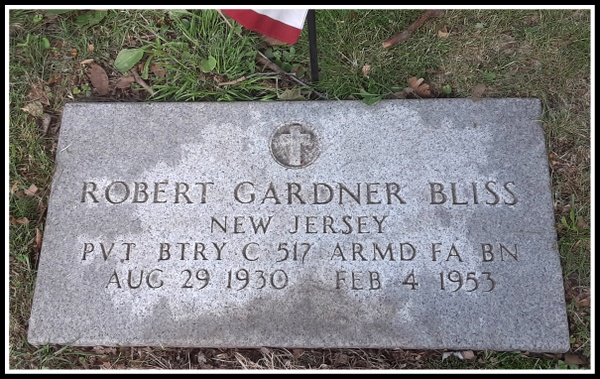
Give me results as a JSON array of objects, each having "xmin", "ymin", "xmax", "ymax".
[{"xmin": 28, "ymin": 99, "xmax": 570, "ymax": 352}]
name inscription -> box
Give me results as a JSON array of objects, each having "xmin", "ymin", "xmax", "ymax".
[
  {"xmin": 81, "ymin": 180, "xmax": 518, "ymax": 206},
  {"xmin": 77, "ymin": 178, "xmax": 521, "ymax": 294}
]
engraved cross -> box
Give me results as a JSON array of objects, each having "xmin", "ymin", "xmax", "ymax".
[{"xmin": 280, "ymin": 125, "xmax": 311, "ymax": 166}]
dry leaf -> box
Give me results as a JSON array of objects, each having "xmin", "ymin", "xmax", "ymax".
[
  {"xmin": 80, "ymin": 58, "xmax": 95, "ymax": 66},
  {"xmin": 472, "ymin": 83, "xmax": 486, "ymax": 100},
  {"xmin": 87, "ymin": 63, "xmax": 110, "ymax": 96},
  {"xmin": 10, "ymin": 181, "xmax": 19, "ymax": 195},
  {"xmin": 41, "ymin": 113, "xmax": 52, "ymax": 135},
  {"xmin": 407, "ymin": 76, "xmax": 432, "ymax": 98},
  {"xmin": 71, "ymin": 48, "xmax": 78, "ymax": 59},
  {"xmin": 47, "ymin": 74, "xmax": 62, "ymax": 85},
  {"xmin": 24, "ymin": 184, "xmax": 38, "ymax": 196},
  {"xmin": 21, "ymin": 101, "xmax": 44, "ymax": 118},
  {"xmin": 88, "ymin": 44, "xmax": 94, "ymax": 52},
  {"xmin": 102, "ymin": 361, "xmax": 111, "ymax": 369},
  {"xmin": 115, "ymin": 76, "xmax": 135, "ymax": 89},
  {"xmin": 564, "ymin": 353, "xmax": 584, "ymax": 366},
  {"xmin": 35, "ymin": 228, "xmax": 42, "ymax": 249},
  {"xmin": 362, "ymin": 64, "xmax": 372, "ymax": 78},
  {"xmin": 10, "ymin": 216, "xmax": 29, "ymax": 225},
  {"xmin": 150, "ymin": 63, "xmax": 167, "ymax": 78},
  {"xmin": 438, "ymin": 28, "xmax": 450, "ymax": 38},
  {"xmin": 27, "ymin": 82, "xmax": 50, "ymax": 106},
  {"xmin": 577, "ymin": 295, "xmax": 590, "ymax": 307},
  {"xmin": 408, "ymin": 76, "xmax": 424, "ymax": 89},
  {"xmin": 259, "ymin": 347, "xmax": 271, "ymax": 355},
  {"xmin": 292, "ymin": 349, "xmax": 304, "ymax": 359},
  {"xmin": 461, "ymin": 350, "xmax": 476, "ymax": 360},
  {"xmin": 417, "ymin": 84, "xmax": 432, "ymax": 97}
]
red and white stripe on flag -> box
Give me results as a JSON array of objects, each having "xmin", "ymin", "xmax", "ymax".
[{"xmin": 222, "ymin": 9, "xmax": 308, "ymax": 45}]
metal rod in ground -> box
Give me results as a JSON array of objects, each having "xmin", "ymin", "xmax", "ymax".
[{"xmin": 307, "ymin": 9, "xmax": 319, "ymax": 83}]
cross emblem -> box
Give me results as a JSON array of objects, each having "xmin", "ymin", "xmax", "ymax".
[
  {"xmin": 278, "ymin": 124, "xmax": 311, "ymax": 166},
  {"xmin": 271, "ymin": 122, "xmax": 319, "ymax": 168}
]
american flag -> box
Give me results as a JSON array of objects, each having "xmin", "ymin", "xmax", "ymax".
[{"xmin": 221, "ymin": 9, "xmax": 309, "ymax": 44}]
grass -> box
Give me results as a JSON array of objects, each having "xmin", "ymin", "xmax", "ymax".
[{"xmin": 7, "ymin": 7, "xmax": 591, "ymax": 370}]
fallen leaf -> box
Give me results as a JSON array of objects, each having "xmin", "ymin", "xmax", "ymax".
[
  {"xmin": 35, "ymin": 228, "xmax": 42, "ymax": 249},
  {"xmin": 197, "ymin": 352, "xmax": 207, "ymax": 364},
  {"xmin": 259, "ymin": 347, "xmax": 271, "ymax": 355},
  {"xmin": 150, "ymin": 63, "xmax": 167, "ymax": 78},
  {"xmin": 564, "ymin": 353, "xmax": 584, "ymax": 366},
  {"xmin": 71, "ymin": 48, "xmax": 78, "ymax": 59},
  {"xmin": 200, "ymin": 56, "xmax": 217, "ymax": 73},
  {"xmin": 292, "ymin": 349, "xmax": 304, "ymax": 359},
  {"xmin": 80, "ymin": 58, "xmax": 95, "ymax": 66},
  {"xmin": 24, "ymin": 184, "xmax": 38, "ymax": 196},
  {"xmin": 102, "ymin": 361, "xmax": 111, "ymax": 369},
  {"xmin": 438, "ymin": 27, "xmax": 450, "ymax": 38},
  {"xmin": 27, "ymin": 82, "xmax": 50, "ymax": 106},
  {"xmin": 472, "ymin": 83, "xmax": 486, "ymax": 100},
  {"xmin": 114, "ymin": 48, "xmax": 144, "ymax": 72},
  {"xmin": 408, "ymin": 76, "xmax": 424, "ymax": 89},
  {"xmin": 407, "ymin": 76, "xmax": 432, "ymax": 98},
  {"xmin": 47, "ymin": 75, "xmax": 62, "ymax": 85},
  {"xmin": 21, "ymin": 101, "xmax": 44, "ymax": 118},
  {"xmin": 362, "ymin": 64, "xmax": 372, "ymax": 78},
  {"xmin": 115, "ymin": 76, "xmax": 135, "ymax": 89},
  {"xmin": 417, "ymin": 84, "xmax": 433, "ymax": 97},
  {"xmin": 41, "ymin": 113, "xmax": 52, "ymax": 135},
  {"xmin": 278, "ymin": 87, "xmax": 305, "ymax": 100},
  {"xmin": 461, "ymin": 350, "xmax": 476, "ymax": 360},
  {"xmin": 10, "ymin": 181, "xmax": 20, "ymax": 195},
  {"xmin": 10, "ymin": 216, "xmax": 29, "ymax": 225},
  {"xmin": 75, "ymin": 10, "xmax": 107, "ymax": 27},
  {"xmin": 88, "ymin": 44, "xmax": 94, "ymax": 52},
  {"xmin": 577, "ymin": 295, "xmax": 590, "ymax": 307},
  {"xmin": 87, "ymin": 63, "xmax": 109, "ymax": 96}
]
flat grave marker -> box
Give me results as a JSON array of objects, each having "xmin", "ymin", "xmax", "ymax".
[{"xmin": 28, "ymin": 99, "xmax": 570, "ymax": 352}]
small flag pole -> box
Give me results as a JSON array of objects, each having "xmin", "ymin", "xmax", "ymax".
[{"xmin": 307, "ymin": 9, "xmax": 319, "ymax": 83}]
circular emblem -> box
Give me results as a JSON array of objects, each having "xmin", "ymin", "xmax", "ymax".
[{"xmin": 270, "ymin": 122, "xmax": 320, "ymax": 168}]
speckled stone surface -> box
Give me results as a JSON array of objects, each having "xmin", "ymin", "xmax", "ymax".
[{"xmin": 28, "ymin": 99, "xmax": 569, "ymax": 352}]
